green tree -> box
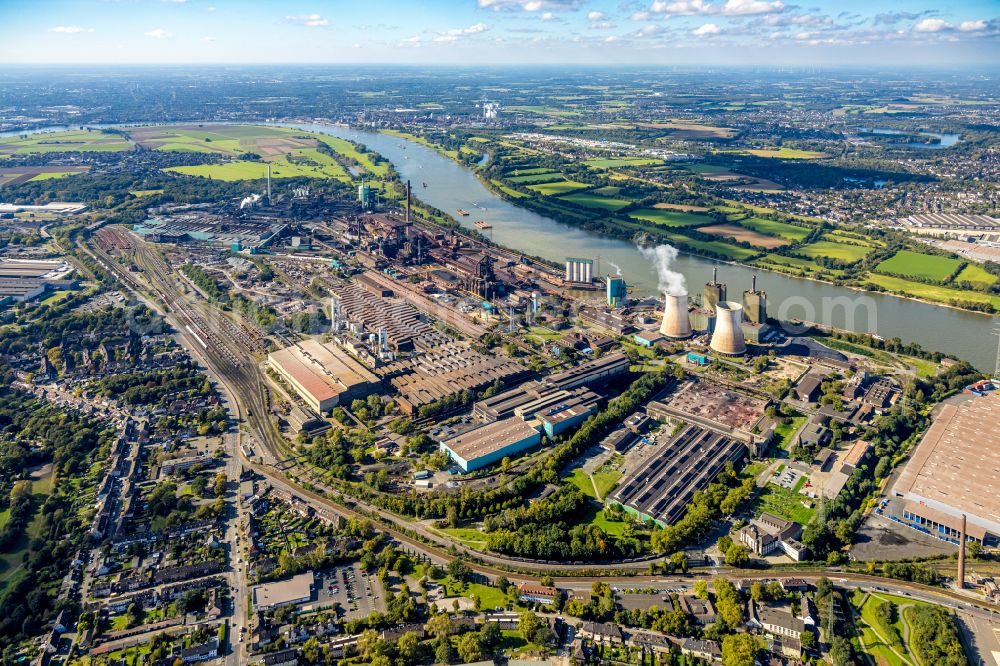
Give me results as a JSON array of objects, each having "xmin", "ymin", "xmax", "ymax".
[
  {"xmin": 721, "ymin": 633, "xmax": 759, "ymax": 666},
  {"xmin": 398, "ymin": 632, "xmax": 421, "ymax": 664},
  {"xmin": 694, "ymin": 581, "xmax": 709, "ymax": 599},
  {"xmin": 435, "ymin": 640, "xmax": 456, "ymax": 665},
  {"xmin": 425, "ymin": 613, "xmax": 454, "ymax": 640},
  {"xmin": 458, "ymin": 633, "xmax": 484, "ymax": 663}
]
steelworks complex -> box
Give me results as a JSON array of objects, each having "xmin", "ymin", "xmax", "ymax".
[
  {"xmin": 266, "ymin": 339, "xmax": 380, "ymax": 413},
  {"xmin": 891, "ymin": 392, "xmax": 1000, "ymax": 547},
  {"xmin": 439, "ymin": 353, "xmax": 629, "ymax": 472},
  {"xmin": 611, "ymin": 424, "xmax": 747, "ymax": 527}
]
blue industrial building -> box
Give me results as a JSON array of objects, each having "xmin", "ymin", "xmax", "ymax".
[
  {"xmin": 537, "ymin": 394, "xmax": 600, "ymax": 438},
  {"xmin": 439, "ymin": 419, "xmax": 542, "ymax": 472},
  {"xmin": 606, "ymin": 276, "xmax": 627, "ymax": 307}
]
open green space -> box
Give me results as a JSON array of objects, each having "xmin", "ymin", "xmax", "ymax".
[
  {"xmin": 664, "ymin": 234, "xmax": 759, "ymax": 260},
  {"xmin": 866, "ymin": 273, "xmax": 1000, "ymax": 309},
  {"xmin": 506, "ymin": 172, "xmax": 561, "ymax": 184},
  {"xmin": 589, "ymin": 507, "xmax": 629, "ymax": 537},
  {"xmin": 792, "ymin": 240, "xmax": 873, "ymax": 262},
  {"xmin": 628, "ymin": 208, "xmax": 711, "ymax": 228},
  {"xmin": 954, "ymin": 263, "xmax": 998, "ymax": 287},
  {"xmin": 504, "ymin": 166, "xmax": 554, "ymax": 176},
  {"xmin": 753, "ymin": 483, "xmax": 814, "ymax": 526},
  {"xmin": 558, "ymin": 192, "xmax": 632, "ymax": 211},
  {"xmin": 439, "ymin": 527, "xmax": 489, "ymax": 549},
  {"xmin": 738, "ymin": 148, "xmax": 828, "ymax": 159},
  {"xmin": 129, "ymin": 189, "xmax": 165, "ymax": 197},
  {"xmin": 0, "ymin": 130, "xmax": 132, "ymax": 156},
  {"xmin": 591, "ymin": 469, "xmax": 622, "ymax": 498},
  {"xmin": 583, "ymin": 157, "xmax": 660, "ymax": 168},
  {"xmin": 28, "ymin": 171, "xmax": 81, "ymax": 182},
  {"xmin": 738, "ymin": 217, "xmax": 813, "ymax": 241},
  {"xmin": 491, "ymin": 180, "xmax": 527, "ymax": 198},
  {"xmin": 526, "ymin": 180, "xmax": 590, "ymax": 195},
  {"xmin": 773, "ymin": 416, "xmax": 806, "ymax": 450},
  {"xmin": 875, "ymin": 250, "xmax": 963, "ymax": 281}
]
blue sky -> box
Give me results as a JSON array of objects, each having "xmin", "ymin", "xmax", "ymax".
[{"xmin": 1, "ymin": 0, "xmax": 997, "ymax": 65}]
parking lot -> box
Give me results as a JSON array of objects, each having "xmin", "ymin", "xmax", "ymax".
[{"xmin": 314, "ymin": 563, "xmax": 385, "ymax": 620}]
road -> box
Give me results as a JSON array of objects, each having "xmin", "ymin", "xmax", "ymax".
[{"xmin": 81, "ymin": 231, "xmax": 1000, "ymax": 644}]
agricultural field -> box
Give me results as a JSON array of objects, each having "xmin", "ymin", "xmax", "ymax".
[
  {"xmin": 166, "ymin": 160, "xmax": 337, "ymax": 182},
  {"xmin": 504, "ymin": 166, "xmax": 556, "ymax": 176},
  {"xmin": 663, "ymin": 234, "xmax": 759, "ymax": 260},
  {"xmin": 638, "ymin": 120, "xmax": 737, "ymax": 139},
  {"xmin": 507, "ymin": 172, "xmax": 563, "ymax": 184},
  {"xmin": 628, "ymin": 208, "xmax": 711, "ymax": 228},
  {"xmin": 954, "ymin": 263, "xmax": 998, "ymax": 287},
  {"xmin": 652, "ymin": 202, "xmax": 710, "ymax": 212},
  {"xmin": 558, "ymin": 192, "xmax": 632, "ymax": 211},
  {"xmin": 0, "ymin": 130, "xmax": 131, "ymax": 156},
  {"xmin": 696, "ymin": 224, "xmax": 789, "ymax": 249},
  {"xmin": 0, "ymin": 165, "xmax": 89, "ymax": 186},
  {"xmin": 526, "ymin": 180, "xmax": 590, "ymax": 195},
  {"xmin": 865, "ymin": 274, "xmax": 1000, "ymax": 309},
  {"xmin": 737, "ymin": 217, "xmax": 813, "ymax": 242},
  {"xmin": 792, "ymin": 240, "xmax": 873, "ymax": 262},
  {"xmin": 583, "ymin": 157, "xmax": 660, "ymax": 169},
  {"xmin": 874, "ymin": 250, "xmax": 963, "ymax": 281},
  {"xmin": 490, "ymin": 180, "xmax": 527, "ymax": 198},
  {"xmin": 737, "ymin": 148, "xmax": 828, "ymax": 159}
]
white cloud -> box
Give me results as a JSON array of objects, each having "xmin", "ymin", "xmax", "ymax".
[
  {"xmin": 590, "ymin": 21, "xmax": 614, "ymax": 29},
  {"xmin": 630, "ymin": 11, "xmax": 650, "ymax": 20},
  {"xmin": 914, "ymin": 18, "xmax": 949, "ymax": 32},
  {"xmin": 207, "ymin": 6, "xmax": 216, "ymax": 11},
  {"xmin": 587, "ymin": 10, "xmax": 605, "ymax": 21},
  {"xmin": 433, "ymin": 23, "xmax": 491, "ymax": 42},
  {"xmin": 162, "ymin": 0, "xmax": 187, "ymax": 3},
  {"xmin": 201, "ymin": 35, "xmax": 215, "ymax": 42},
  {"xmin": 399, "ymin": 35, "xmax": 422, "ymax": 45},
  {"xmin": 720, "ymin": 0, "xmax": 783, "ymax": 15},
  {"xmin": 144, "ymin": 28, "xmax": 173, "ymax": 38},
  {"xmin": 957, "ymin": 19, "xmax": 986, "ymax": 32},
  {"xmin": 433, "ymin": 35, "xmax": 459, "ymax": 42},
  {"xmin": 635, "ymin": 24, "xmax": 661, "ymax": 36},
  {"xmin": 649, "ymin": 0, "xmax": 782, "ymax": 16},
  {"xmin": 285, "ymin": 14, "xmax": 329, "ymax": 27},
  {"xmin": 692, "ymin": 22, "xmax": 721, "ymax": 35},
  {"xmin": 604, "ymin": 35, "xmax": 620, "ymax": 42},
  {"xmin": 477, "ymin": 0, "xmax": 581, "ymax": 11},
  {"xmin": 49, "ymin": 26, "xmax": 95, "ymax": 33},
  {"xmin": 541, "ymin": 11, "xmax": 555, "ymax": 20},
  {"xmin": 352, "ymin": 42, "xmax": 362, "ymax": 48}
]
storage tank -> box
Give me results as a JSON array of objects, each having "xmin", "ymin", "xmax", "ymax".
[
  {"xmin": 710, "ymin": 301, "xmax": 746, "ymax": 356},
  {"xmin": 659, "ymin": 293, "xmax": 692, "ymax": 339}
]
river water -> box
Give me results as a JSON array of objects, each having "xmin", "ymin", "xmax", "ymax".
[
  {"xmin": 2, "ymin": 121, "xmax": 995, "ymax": 370},
  {"xmin": 289, "ymin": 123, "xmax": 996, "ymax": 371}
]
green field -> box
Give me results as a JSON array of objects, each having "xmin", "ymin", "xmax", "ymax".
[
  {"xmin": 28, "ymin": 171, "xmax": 81, "ymax": 182},
  {"xmin": 741, "ymin": 148, "xmax": 828, "ymax": 159},
  {"xmin": 439, "ymin": 527, "xmax": 489, "ymax": 549},
  {"xmin": 665, "ymin": 234, "xmax": 759, "ymax": 260},
  {"xmin": 491, "ymin": 180, "xmax": 527, "ymax": 198},
  {"xmin": 583, "ymin": 157, "xmax": 660, "ymax": 168},
  {"xmin": 129, "ymin": 189, "xmax": 165, "ymax": 197},
  {"xmin": 954, "ymin": 263, "xmax": 998, "ymax": 287},
  {"xmin": 504, "ymin": 166, "xmax": 555, "ymax": 176},
  {"xmin": 527, "ymin": 180, "xmax": 590, "ymax": 195},
  {"xmin": 866, "ymin": 273, "xmax": 1000, "ymax": 309},
  {"xmin": 753, "ymin": 483, "xmax": 814, "ymax": 526},
  {"xmin": 507, "ymin": 172, "xmax": 563, "ymax": 184},
  {"xmin": 590, "ymin": 508, "xmax": 629, "ymax": 537},
  {"xmin": 792, "ymin": 240, "xmax": 873, "ymax": 262},
  {"xmin": 875, "ymin": 250, "xmax": 963, "ymax": 281},
  {"xmin": 566, "ymin": 469, "xmax": 598, "ymax": 499},
  {"xmin": 0, "ymin": 130, "xmax": 132, "ymax": 156},
  {"xmin": 628, "ymin": 208, "xmax": 711, "ymax": 228},
  {"xmin": 738, "ymin": 217, "xmax": 813, "ymax": 241},
  {"xmin": 591, "ymin": 469, "xmax": 622, "ymax": 498},
  {"xmin": 558, "ymin": 192, "xmax": 632, "ymax": 211},
  {"xmin": 774, "ymin": 416, "xmax": 806, "ymax": 450}
]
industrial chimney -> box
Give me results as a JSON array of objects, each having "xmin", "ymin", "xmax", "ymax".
[
  {"xmin": 405, "ymin": 180, "xmax": 411, "ymax": 224},
  {"xmin": 957, "ymin": 514, "xmax": 967, "ymax": 589},
  {"xmin": 266, "ymin": 164, "xmax": 272, "ymax": 205},
  {"xmin": 710, "ymin": 301, "xmax": 747, "ymax": 355},
  {"xmin": 659, "ymin": 293, "xmax": 692, "ymax": 339}
]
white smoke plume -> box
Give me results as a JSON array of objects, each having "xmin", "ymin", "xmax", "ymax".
[
  {"xmin": 606, "ymin": 261, "xmax": 623, "ymax": 276},
  {"xmin": 639, "ymin": 244, "xmax": 687, "ymax": 297}
]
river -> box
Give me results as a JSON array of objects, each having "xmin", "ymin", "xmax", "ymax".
[
  {"xmin": 3, "ymin": 121, "xmax": 996, "ymax": 371},
  {"xmin": 288, "ymin": 122, "xmax": 996, "ymax": 372}
]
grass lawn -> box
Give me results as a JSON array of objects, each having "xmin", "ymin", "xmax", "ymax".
[
  {"xmin": 865, "ymin": 274, "xmax": 1000, "ymax": 309},
  {"xmin": 0, "ymin": 130, "xmax": 132, "ymax": 156},
  {"xmin": 503, "ymin": 166, "xmax": 554, "ymax": 176},
  {"xmin": 558, "ymin": 192, "xmax": 632, "ymax": 211},
  {"xmin": 507, "ymin": 172, "xmax": 563, "ymax": 184},
  {"xmin": 792, "ymin": 240, "xmax": 873, "ymax": 262},
  {"xmin": 591, "ymin": 469, "xmax": 622, "ymax": 499},
  {"xmin": 753, "ymin": 483, "xmax": 814, "ymax": 526},
  {"xmin": 875, "ymin": 250, "xmax": 963, "ymax": 281},
  {"xmin": 590, "ymin": 509, "xmax": 629, "ymax": 537},
  {"xmin": 491, "ymin": 180, "xmax": 527, "ymax": 198},
  {"xmin": 566, "ymin": 469, "xmax": 597, "ymax": 499},
  {"xmin": 28, "ymin": 171, "xmax": 81, "ymax": 182},
  {"xmin": 664, "ymin": 234, "xmax": 759, "ymax": 260},
  {"xmin": 527, "ymin": 180, "xmax": 590, "ymax": 195},
  {"xmin": 584, "ymin": 157, "xmax": 660, "ymax": 168},
  {"xmin": 738, "ymin": 217, "xmax": 813, "ymax": 241},
  {"xmin": 628, "ymin": 208, "xmax": 711, "ymax": 228},
  {"xmin": 462, "ymin": 583, "xmax": 508, "ymax": 610},
  {"xmin": 439, "ymin": 527, "xmax": 489, "ymax": 549},
  {"xmin": 774, "ymin": 416, "xmax": 806, "ymax": 450},
  {"xmin": 166, "ymin": 156, "xmax": 348, "ymax": 182},
  {"xmin": 811, "ymin": 336, "xmax": 897, "ymax": 365},
  {"xmin": 954, "ymin": 263, "xmax": 998, "ymax": 288}
]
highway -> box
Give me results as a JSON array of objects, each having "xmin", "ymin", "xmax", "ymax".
[{"xmin": 81, "ymin": 231, "xmax": 1000, "ymax": 644}]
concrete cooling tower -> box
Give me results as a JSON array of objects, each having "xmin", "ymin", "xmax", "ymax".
[
  {"xmin": 659, "ymin": 293, "xmax": 692, "ymax": 339},
  {"xmin": 710, "ymin": 301, "xmax": 746, "ymax": 356}
]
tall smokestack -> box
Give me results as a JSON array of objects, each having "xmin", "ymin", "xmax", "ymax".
[
  {"xmin": 751, "ymin": 274, "xmax": 757, "ymax": 292},
  {"xmin": 405, "ymin": 180, "xmax": 411, "ymax": 224},
  {"xmin": 957, "ymin": 514, "xmax": 967, "ymax": 589},
  {"xmin": 710, "ymin": 301, "xmax": 747, "ymax": 356},
  {"xmin": 713, "ymin": 267, "xmax": 718, "ymax": 284},
  {"xmin": 267, "ymin": 164, "xmax": 272, "ymax": 204},
  {"xmin": 660, "ymin": 293, "xmax": 692, "ymax": 339}
]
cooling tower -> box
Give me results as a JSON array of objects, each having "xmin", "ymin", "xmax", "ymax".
[
  {"xmin": 710, "ymin": 301, "xmax": 746, "ymax": 356},
  {"xmin": 659, "ymin": 293, "xmax": 692, "ymax": 339}
]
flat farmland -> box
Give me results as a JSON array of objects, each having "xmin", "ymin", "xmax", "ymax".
[
  {"xmin": 865, "ymin": 274, "xmax": 1000, "ymax": 309},
  {"xmin": 954, "ymin": 263, "xmax": 998, "ymax": 287},
  {"xmin": 737, "ymin": 217, "xmax": 813, "ymax": 241},
  {"xmin": 740, "ymin": 148, "xmax": 828, "ymax": 159},
  {"xmin": 874, "ymin": 250, "xmax": 963, "ymax": 281},
  {"xmin": 166, "ymin": 160, "xmax": 345, "ymax": 181},
  {"xmin": 652, "ymin": 202, "xmax": 710, "ymax": 212},
  {"xmin": 792, "ymin": 240, "xmax": 873, "ymax": 262},
  {"xmin": 583, "ymin": 157, "xmax": 660, "ymax": 168},
  {"xmin": 0, "ymin": 130, "xmax": 131, "ymax": 156},
  {"xmin": 526, "ymin": 180, "xmax": 590, "ymax": 195},
  {"xmin": 697, "ymin": 224, "xmax": 788, "ymax": 249},
  {"xmin": 507, "ymin": 172, "xmax": 562, "ymax": 184},
  {"xmin": 0, "ymin": 165, "xmax": 89, "ymax": 186},
  {"xmin": 639, "ymin": 120, "xmax": 737, "ymax": 139},
  {"xmin": 628, "ymin": 208, "xmax": 711, "ymax": 228},
  {"xmin": 663, "ymin": 233, "xmax": 759, "ymax": 260},
  {"xmin": 558, "ymin": 192, "xmax": 632, "ymax": 211}
]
